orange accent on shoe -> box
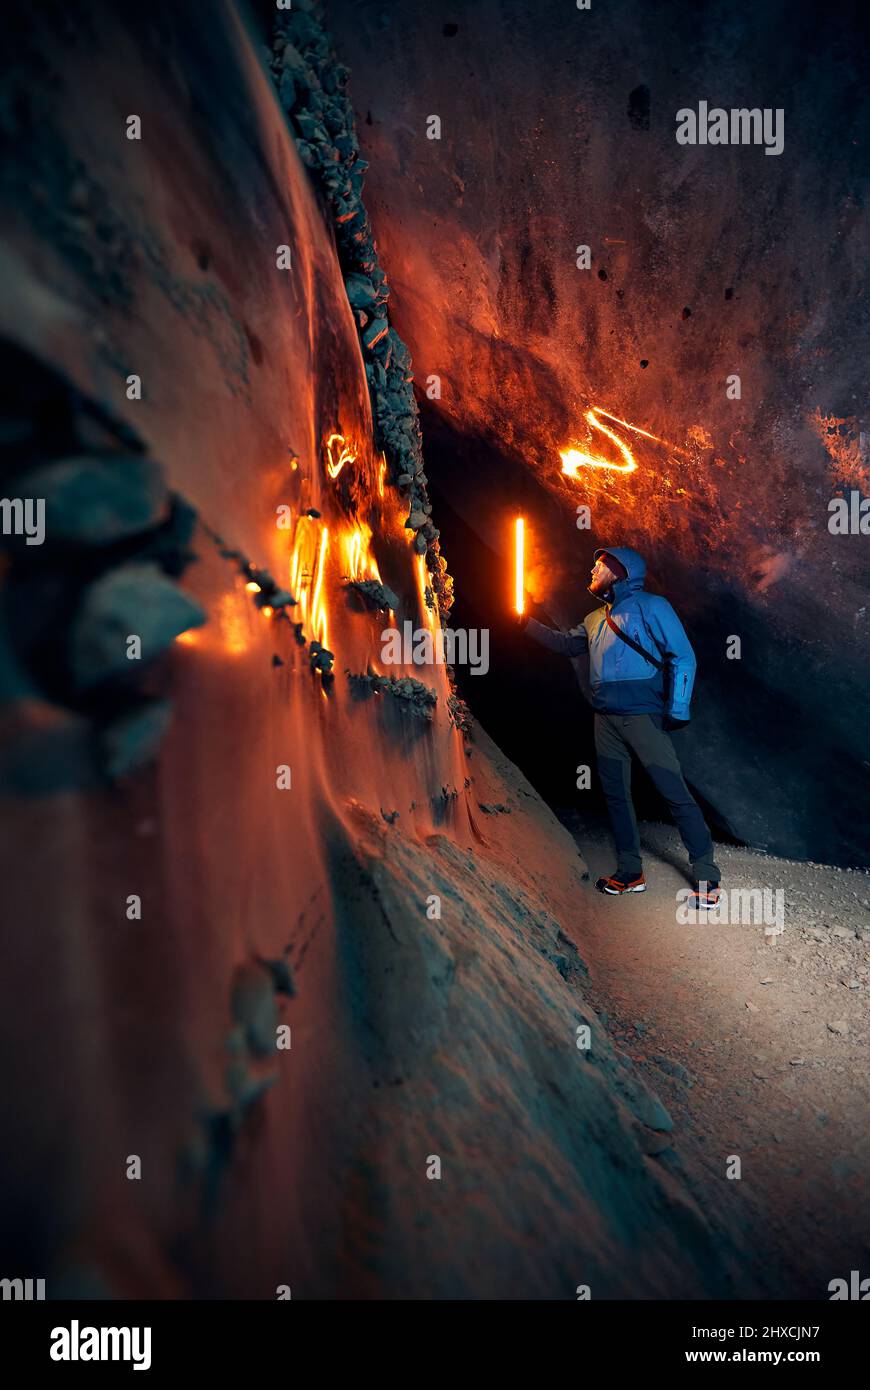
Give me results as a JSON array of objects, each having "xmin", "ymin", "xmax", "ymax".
[{"xmin": 597, "ymin": 873, "xmax": 646, "ymax": 893}]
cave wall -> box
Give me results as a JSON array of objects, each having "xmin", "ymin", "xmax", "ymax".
[
  {"xmin": 0, "ymin": 0, "xmax": 464, "ymax": 1295},
  {"xmin": 0, "ymin": 0, "xmax": 752, "ymax": 1298},
  {"xmin": 327, "ymin": 0, "xmax": 870, "ymax": 865}
]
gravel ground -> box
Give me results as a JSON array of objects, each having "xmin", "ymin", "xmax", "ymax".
[{"xmin": 562, "ymin": 812, "xmax": 870, "ymax": 1298}]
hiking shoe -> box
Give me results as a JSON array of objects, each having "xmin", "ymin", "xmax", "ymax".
[
  {"xmin": 689, "ymin": 881, "xmax": 721, "ymax": 909},
  {"xmin": 595, "ymin": 873, "xmax": 646, "ymax": 895}
]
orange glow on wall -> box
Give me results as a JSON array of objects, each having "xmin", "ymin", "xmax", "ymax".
[
  {"xmin": 289, "ymin": 517, "xmax": 327, "ymax": 643},
  {"xmin": 325, "ymin": 432, "xmax": 355, "ymax": 479},
  {"xmin": 560, "ymin": 407, "xmax": 678, "ymax": 477},
  {"xmin": 341, "ymin": 518, "xmax": 382, "ymax": 585},
  {"xmin": 311, "ymin": 528, "xmax": 329, "ymax": 648},
  {"xmin": 217, "ymin": 591, "xmax": 249, "ymax": 656},
  {"xmin": 282, "ymin": 432, "xmax": 392, "ymax": 658},
  {"xmin": 416, "ymin": 552, "xmax": 437, "ymax": 629}
]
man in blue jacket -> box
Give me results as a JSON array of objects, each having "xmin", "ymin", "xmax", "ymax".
[{"xmin": 519, "ymin": 546, "xmax": 720, "ymax": 905}]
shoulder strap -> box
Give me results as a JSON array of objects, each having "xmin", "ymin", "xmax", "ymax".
[{"xmin": 605, "ymin": 611, "xmax": 664, "ymax": 671}]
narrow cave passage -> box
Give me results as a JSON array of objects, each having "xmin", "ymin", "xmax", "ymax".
[{"xmin": 421, "ymin": 409, "xmax": 745, "ymax": 851}]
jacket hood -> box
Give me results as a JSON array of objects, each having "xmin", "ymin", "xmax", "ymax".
[{"xmin": 594, "ymin": 546, "xmax": 646, "ymax": 598}]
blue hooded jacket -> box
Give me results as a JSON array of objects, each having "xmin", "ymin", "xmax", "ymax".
[{"xmin": 525, "ymin": 546, "xmax": 697, "ymax": 720}]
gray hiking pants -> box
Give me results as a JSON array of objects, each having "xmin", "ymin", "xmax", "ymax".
[{"xmin": 594, "ymin": 712, "xmax": 720, "ymax": 883}]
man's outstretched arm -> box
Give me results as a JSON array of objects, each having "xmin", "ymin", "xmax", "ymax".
[{"xmin": 522, "ymin": 615, "xmax": 589, "ymax": 658}]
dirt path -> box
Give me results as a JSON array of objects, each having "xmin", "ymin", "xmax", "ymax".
[{"xmin": 562, "ymin": 813, "xmax": 870, "ymax": 1298}]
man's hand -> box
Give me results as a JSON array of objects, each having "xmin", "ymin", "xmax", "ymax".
[{"xmin": 664, "ymin": 713, "xmax": 689, "ymax": 731}]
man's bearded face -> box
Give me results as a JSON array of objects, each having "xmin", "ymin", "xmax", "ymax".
[{"xmin": 589, "ymin": 556, "xmax": 619, "ymax": 596}]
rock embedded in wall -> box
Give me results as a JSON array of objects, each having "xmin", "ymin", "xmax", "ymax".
[{"xmin": 268, "ymin": 1, "xmax": 453, "ymax": 618}]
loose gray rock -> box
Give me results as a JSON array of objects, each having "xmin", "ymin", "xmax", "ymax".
[
  {"xmin": 70, "ymin": 563, "xmax": 206, "ymax": 690},
  {"xmin": 100, "ymin": 700, "xmax": 173, "ymax": 779},
  {"xmin": 231, "ymin": 963, "xmax": 280, "ymax": 1057},
  {"xmin": 282, "ymin": 42, "xmax": 309, "ymax": 77},
  {"xmin": 344, "ymin": 272, "xmax": 378, "ymax": 309},
  {"xmin": 255, "ymin": 587, "xmax": 295, "ymax": 610},
  {"xmin": 259, "ymin": 956, "xmax": 296, "ymax": 997},
  {"xmin": 18, "ymin": 455, "xmax": 169, "ymax": 548},
  {"xmin": 362, "ymin": 317, "xmax": 389, "ymax": 350},
  {"xmin": 653, "ymin": 1055, "xmax": 692, "ymax": 1086},
  {"xmin": 309, "ymin": 639, "xmax": 334, "ymax": 674},
  {"xmin": 635, "ymin": 1091, "xmax": 674, "ymax": 1133},
  {"xmin": 348, "ymin": 578, "xmax": 399, "ymax": 611},
  {"xmin": 225, "ymin": 1059, "xmax": 278, "ymax": 1113}
]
